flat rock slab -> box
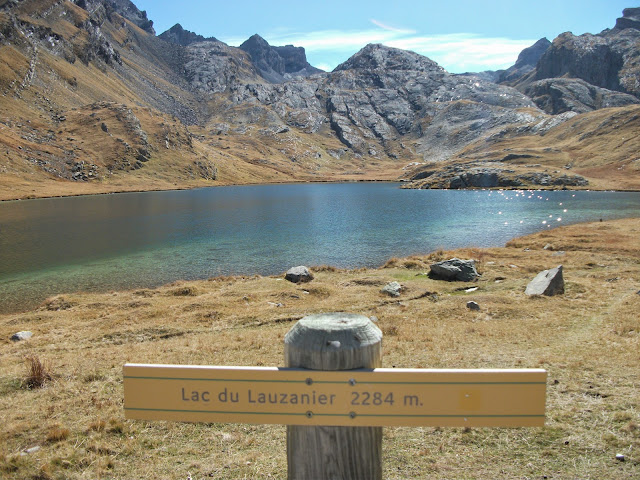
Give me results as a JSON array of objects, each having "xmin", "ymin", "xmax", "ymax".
[
  {"xmin": 429, "ymin": 258, "xmax": 480, "ymax": 282},
  {"xmin": 285, "ymin": 266, "xmax": 314, "ymax": 283},
  {"xmin": 525, "ymin": 265, "xmax": 565, "ymax": 296}
]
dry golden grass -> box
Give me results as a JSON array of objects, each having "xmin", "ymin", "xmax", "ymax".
[{"xmin": 1, "ymin": 218, "xmax": 639, "ymax": 478}]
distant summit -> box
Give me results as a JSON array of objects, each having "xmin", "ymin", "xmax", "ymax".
[
  {"xmin": 498, "ymin": 38, "xmax": 551, "ymax": 83},
  {"xmin": 334, "ymin": 43, "xmax": 443, "ymax": 73},
  {"xmin": 159, "ymin": 24, "xmax": 218, "ymax": 46},
  {"xmin": 239, "ymin": 34, "xmax": 323, "ymax": 82}
]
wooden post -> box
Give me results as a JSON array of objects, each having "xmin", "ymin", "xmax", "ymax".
[{"xmin": 284, "ymin": 312, "xmax": 383, "ymax": 480}]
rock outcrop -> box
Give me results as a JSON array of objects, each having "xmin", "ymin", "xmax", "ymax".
[
  {"xmin": 184, "ymin": 40, "xmax": 262, "ymax": 93},
  {"xmin": 404, "ymin": 162, "xmax": 589, "ymax": 189},
  {"xmin": 77, "ymin": 0, "xmax": 155, "ymax": 34},
  {"xmin": 614, "ymin": 7, "xmax": 640, "ymax": 32},
  {"xmin": 522, "ymin": 78, "xmax": 640, "ymax": 114}
]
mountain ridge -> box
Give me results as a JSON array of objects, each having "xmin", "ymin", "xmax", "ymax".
[{"xmin": 0, "ymin": 1, "xmax": 639, "ymax": 200}]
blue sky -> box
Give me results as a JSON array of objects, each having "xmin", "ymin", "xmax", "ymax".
[{"xmin": 133, "ymin": 0, "xmax": 635, "ymax": 73}]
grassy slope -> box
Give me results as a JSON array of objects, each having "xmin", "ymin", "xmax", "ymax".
[{"xmin": 0, "ymin": 218, "xmax": 638, "ymax": 479}]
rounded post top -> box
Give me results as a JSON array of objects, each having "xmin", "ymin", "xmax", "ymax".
[
  {"xmin": 292, "ymin": 312, "xmax": 376, "ymax": 333},
  {"xmin": 284, "ymin": 313, "xmax": 382, "ymax": 370}
]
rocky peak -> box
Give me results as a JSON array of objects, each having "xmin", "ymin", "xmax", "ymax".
[
  {"xmin": 273, "ymin": 45, "xmax": 323, "ymax": 75},
  {"xmin": 615, "ymin": 7, "xmax": 640, "ymax": 31},
  {"xmin": 159, "ymin": 23, "xmax": 217, "ymax": 46},
  {"xmin": 514, "ymin": 38, "xmax": 551, "ymax": 67},
  {"xmin": 334, "ymin": 43, "xmax": 443, "ymax": 73},
  {"xmin": 239, "ymin": 34, "xmax": 286, "ymax": 82},
  {"xmin": 103, "ymin": 0, "xmax": 155, "ymax": 34},
  {"xmin": 496, "ymin": 38, "xmax": 551, "ymax": 83},
  {"xmin": 239, "ymin": 34, "xmax": 322, "ymax": 83}
]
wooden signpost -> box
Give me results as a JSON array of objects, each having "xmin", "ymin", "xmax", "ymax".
[
  {"xmin": 124, "ymin": 365, "xmax": 546, "ymax": 428},
  {"xmin": 124, "ymin": 313, "xmax": 547, "ymax": 479}
]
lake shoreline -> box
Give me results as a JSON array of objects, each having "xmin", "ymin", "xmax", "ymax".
[
  {"xmin": 2, "ymin": 214, "xmax": 639, "ymax": 316},
  {"xmin": 2, "ymin": 177, "xmax": 640, "ymax": 203}
]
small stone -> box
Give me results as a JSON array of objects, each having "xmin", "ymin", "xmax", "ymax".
[
  {"xmin": 369, "ymin": 316, "xmax": 378, "ymax": 323},
  {"xmin": 24, "ymin": 446, "xmax": 40, "ymax": 454},
  {"xmin": 10, "ymin": 331, "xmax": 33, "ymax": 342},
  {"xmin": 552, "ymin": 251, "xmax": 565, "ymax": 256},
  {"xmin": 615, "ymin": 454, "xmax": 625, "ymax": 462},
  {"xmin": 285, "ymin": 266, "xmax": 313, "ymax": 284},
  {"xmin": 381, "ymin": 281, "xmax": 403, "ymax": 297},
  {"xmin": 467, "ymin": 301, "xmax": 480, "ymax": 311}
]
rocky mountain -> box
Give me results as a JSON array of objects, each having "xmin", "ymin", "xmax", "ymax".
[
  {"xmin": 0, "ymin": 1, "xmax": 639, "ymax": 200},
  {"xmin": 508, "ymin": 7, "xmax": 640, "ymax": 114}
]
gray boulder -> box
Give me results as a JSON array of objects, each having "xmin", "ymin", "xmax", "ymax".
[
  {"xmin": 381, "ymin": 281, "xmax": 403, "ymax": 297},
  {"xmin": 429, "ymin": 258, "xmax": 480, "ymax": 282},
  {"xmin": 525, "ymin": 265, "xmax": 565, "ymax": 296},
  {"xmin": 10, "ymin": 331, "xmax": 33, "ymax": 342},
  {"xmin": 285, "ymin": 266, "xmax": 314, "ymax": 283}
]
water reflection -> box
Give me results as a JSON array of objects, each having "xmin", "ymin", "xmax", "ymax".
[{"xmin": 1, "ymin": 184, "xmax": 639, "ymax": 313}]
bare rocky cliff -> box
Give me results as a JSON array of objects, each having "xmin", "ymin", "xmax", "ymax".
[{"xmin": 510, "ymin": 7, "xmax": 640, "ymax": 114}]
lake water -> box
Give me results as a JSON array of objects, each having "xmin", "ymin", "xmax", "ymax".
[{"xmin": 1, "ymin": 183, "xmax": 639, "ymax": 313}]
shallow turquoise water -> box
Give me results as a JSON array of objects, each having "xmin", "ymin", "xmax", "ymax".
[{"xmin": 1, "ymin": 183, "xmax": 639, "ymax": 313}]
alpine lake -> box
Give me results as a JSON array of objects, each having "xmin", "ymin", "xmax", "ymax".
[{"xmin": 1, "ymin": 182, "xmax": 639, "ymax": 313}]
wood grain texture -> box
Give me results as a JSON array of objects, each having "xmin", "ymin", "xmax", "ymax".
[{"xmin": 284, "ymin": 313, "xmax": 383, "ymax": 480}]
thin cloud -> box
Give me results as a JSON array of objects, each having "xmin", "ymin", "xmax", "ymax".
[{"xmin": 370, "ymin": 19, "xmax": 417, "ymax": 34}]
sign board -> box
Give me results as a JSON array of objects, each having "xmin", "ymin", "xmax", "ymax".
[{"xmin": 124, "ymin": 364, "xmax": 546, "ymax": 427}]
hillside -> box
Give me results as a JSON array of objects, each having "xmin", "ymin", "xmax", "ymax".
[{"xmin": 0, "ymin": 1, "xmax": 639, "ymax": 200}]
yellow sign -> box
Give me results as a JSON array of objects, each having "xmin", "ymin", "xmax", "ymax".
[{"xmin": 124, "ymin": 365, "xmax": 546, "ymax": 427}]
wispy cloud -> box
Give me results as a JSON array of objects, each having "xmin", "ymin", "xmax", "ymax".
[
  {"xmin": 221, "ymin": 28, "xmax": 536, "ymax": 74},
  {"xmin": 369, "ymin": 19, "xmax": 417, "ymax": 34}
]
